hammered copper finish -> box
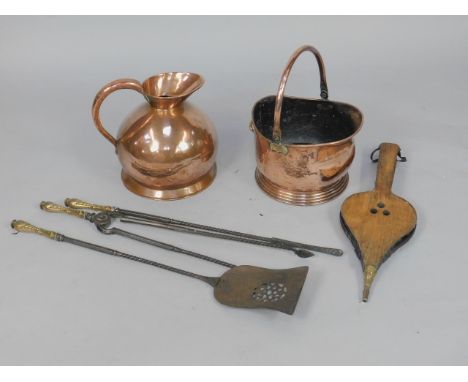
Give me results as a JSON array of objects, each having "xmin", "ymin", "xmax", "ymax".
[
  {"xmin": 92, "ymin": 72, "xmax": 217, "ymax": 200},
  {"xmin": 250, "ymin": 45, "xmax": 363, "ymax": 206}
]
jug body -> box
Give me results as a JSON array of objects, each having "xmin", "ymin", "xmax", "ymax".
[
  {"xmin": 92, "ymin": 73, "xmax": 217, "ymax": 200},
  {"xmin": 117, "ymin": 101, "xmax": 217, "ymax": 200}
]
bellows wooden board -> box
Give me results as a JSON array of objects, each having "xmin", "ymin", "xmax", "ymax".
[{"xmin": 340, "ymin": 142, "xmax": 417, "ymax": 301}]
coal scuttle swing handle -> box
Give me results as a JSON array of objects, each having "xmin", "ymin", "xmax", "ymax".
[{"xmin": 273, "ymin": 44, "xmax": 329, "ymax": 143}]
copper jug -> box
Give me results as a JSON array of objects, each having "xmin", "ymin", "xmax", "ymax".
[
  {"xmin": 92, "ymin": 72, "xmax": 217, "ymax": 200},
  {"xmin": 250, "ymin": 45, "xmax": 363, "ymax": 206}
]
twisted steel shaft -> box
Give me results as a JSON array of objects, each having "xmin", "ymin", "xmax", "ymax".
[
  {"xmin": 103, "ymin": 226, "xmax": 235, "ymax": 269},
  {"xmin": 59, "ymin": 234, "xmax": 219, "ymax": 286},
  {"xmin": 117, "ymin": 208, "xmax": 342, "ymax": 257}
]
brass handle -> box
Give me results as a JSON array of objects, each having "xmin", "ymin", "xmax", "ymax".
[
  {"xmin": 40, "ymin": 201, "xmax": 87, "ymax": 219},
  {"xmin": 92, "ymin": 78, "xmax": 144, "ymax": 146},
  {"xmin": 11, "ymin": 220, "xmax": 59, "ymax": 240},
  {"xmin": 64, "ymin": 198, "xmax": 113, "ymax": 212},
  {"xmin": 273, "ymin": 45, "xmax": 328, "ymax": 143}
]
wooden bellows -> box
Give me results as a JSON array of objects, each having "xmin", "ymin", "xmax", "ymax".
[{"xmin": 340, "ymin": 143, "xmax": 417, "ymax": 301}]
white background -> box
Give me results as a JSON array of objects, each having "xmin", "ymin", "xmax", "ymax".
[{"xmin": 0, "ymin": 16, "xmax": 467, "ymax": 365}]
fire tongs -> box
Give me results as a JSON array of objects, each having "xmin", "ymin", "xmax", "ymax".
[{"xmin": 39, "ymin": 198, "xmax": 343, "ymax": 258}]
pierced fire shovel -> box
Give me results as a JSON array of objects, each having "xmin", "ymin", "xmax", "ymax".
[{"xmin": 11, "ymin": 220, "xmax": 308, "ymax": 315}]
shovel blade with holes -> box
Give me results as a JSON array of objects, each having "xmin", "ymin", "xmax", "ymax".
[{"xmin": 214, "ymin": 265, "xmax": 309, "ymax": 315}]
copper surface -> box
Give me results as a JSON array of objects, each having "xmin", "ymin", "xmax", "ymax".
[
  {"xmin": 121, "ymin": 165, "xmax": 216, "ymax": 200},
  {"xmin": 256, "ymin": 170, "xmax": 349, "ymax": 206},
  {"xmin": 273, "ymin": 45, "xmax": 328, "ymax": 142},
  {"xmin": 92, "ymin": 72, "xmax": 217, "ymax": 200},
  {"xmin": 250, "ymin": 45, "xmax": 363, "ymax": 206}
]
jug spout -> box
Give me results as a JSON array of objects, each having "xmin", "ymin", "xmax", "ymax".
[{"xmin": 142, "ymin": 72, "xmax": 204, "ymax": 108}]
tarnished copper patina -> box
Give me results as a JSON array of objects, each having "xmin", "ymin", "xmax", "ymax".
[
  {"xmin": 250, "ymin": 45, "xmax": 363, "ymax": 205},
  {"xmin": 92, "ymin": 72, "xmax": 217, "ymax": 200}
]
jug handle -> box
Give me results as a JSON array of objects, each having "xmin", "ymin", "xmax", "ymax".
[
  {"xmin": 92, "ymin": 78, "xmax": 144, "ymax": 147},
  {"xmin": 272, "ymin": 45, "xmax": 328, "ymax": 143}
]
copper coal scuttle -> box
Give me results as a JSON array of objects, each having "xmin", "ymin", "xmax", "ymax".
[{"xmin": 250, "ymin": 45, "xmax": 363, "ymax": 205}]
